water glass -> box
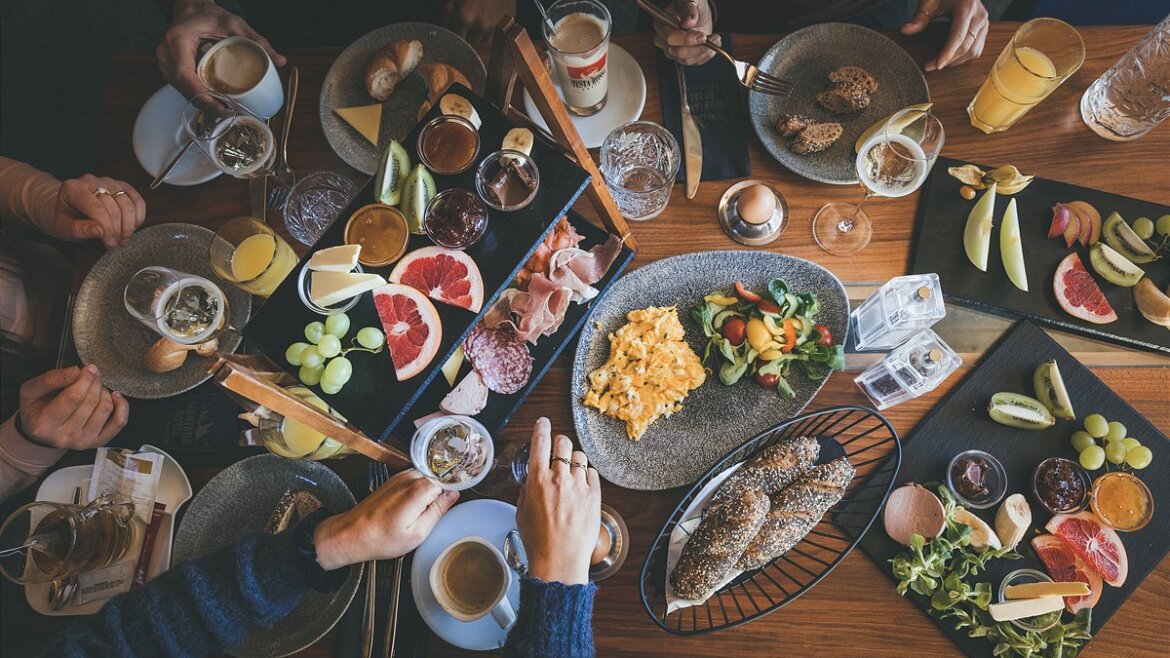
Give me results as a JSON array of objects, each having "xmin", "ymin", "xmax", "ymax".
[
  {"xmin": 208, "ymin": 216, "xmax": 297, "ymax": 298},
  {"xmin": 282, "ymin": 171, "xmax": 359, "ymax": 246},
  {"xmin": 1081, "ymin": 17, "xmax": 1170, "ymax": 142},
  {"xmin": 410, "ymin": 416, "xmax": 494, "ymax": 492},
  {"xmin": 124, "ymin": 266, "xmax": 229, "ymax": 344},
  {"xmin": 599, "ymin": 121, "xmax": 680, "ymax": 222}
]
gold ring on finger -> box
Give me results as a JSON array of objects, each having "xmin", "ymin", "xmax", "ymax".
[
  {"xmin": 113, "ymin": 190, "xmax": 127, "ymax": 197},
  {"xmin": 551, "ymin": 456, "xmax": 573, "ymax": 466},
  {"xmin": 570, "ymin": 461, "xmax": 587, "ymax": 470},
  {"xmin": 93, "ymin": 187, "xmax": 111, "ymax": 197}
]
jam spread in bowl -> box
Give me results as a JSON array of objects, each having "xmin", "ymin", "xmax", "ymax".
[
  {"xmin": 424, "ymin": 189, "xmax": 488, "ymax": 250},
  {"xmin": 417, "ymin": 115, "xmax": 480, "ymax": 176},
  {"xmin": 1032, "ymin": 457, "xmax": 1090, "ymax": 515}
]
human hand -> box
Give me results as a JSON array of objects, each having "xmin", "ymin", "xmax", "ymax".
[
  {"xmin": 653, "ymin": 0, "xmax": 719, "ymax": 66},
  {"xmin": 444, "ymin": 0, "xmax": 516, "ymax": 43},
  {"xmin": 17, "ymin": 366, "xmax": 129, "ymax": 451},
  {"xmin": 48, "ymin": 175, "xmax": 146, "ymax": 249},
  {"xmin": 157, "ymin": 0, "xmax": 286, "ymax": 99},
  {"xmin": 313, "ymin": 469, "xmax": 459, "ymax": 571},
  {"xmin": 902, "ymin": 0, "xmax": 989, "ymax": 71},
  {"xmin": 515, "ymin": 417, "xmax": 601, "ymax": 585}
]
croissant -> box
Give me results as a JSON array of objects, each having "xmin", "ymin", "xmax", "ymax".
[
  {"xmin": 416, "ymin": 62, "xmax": 472, "ymax": 119},
  {"xmin": 365, "ymin": 39, "xmax": 424, "ymax": 101}
]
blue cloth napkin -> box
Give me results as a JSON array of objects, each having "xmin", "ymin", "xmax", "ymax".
[{"xmin": 657, "ymin": 34, "xmax": 752, "ymax": 183}]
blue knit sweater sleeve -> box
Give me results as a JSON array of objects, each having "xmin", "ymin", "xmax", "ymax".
[
  {"xmin": 504, "ymin": 578, "xmax": 597, "ymax": 658},
  {"xmin": 47, "ymin": 532, "xmax": 309, "ymax": 658}
]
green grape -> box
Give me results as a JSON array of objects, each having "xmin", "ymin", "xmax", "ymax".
[
  {"xmin": 299, "ymin": 364, "xmax": 324, "ymax": 386},
  {"xmin": 1079, "ymin": 445, "xmax": 1106, "ymax": 470},
  {"xmin": 300, "ymin": 346, "xmax": 324, "ymax": 369},
  {"xmin": 285, "ymin": 342, "xmax": 310, "ymax": 366},
  {"xmin": 317, "ymin": 334, "xmax": 342, "ymax": 358},
  {"xmin": 1105, "ymin": 440, "xmax": 1128, "ymax": 465},
  {"xmin": 357, "ymin": 327, "xmax": 384, "ymax": 349},
  {"xmin": 305, "ymin": 321, "xmax": 325, "ymax": 344},
  {"xmin": 323, "ymin": 357, "xmax": 353, "ymax": 388},
  {"xmin": 320, "ymin": 380, "xmax": 343, "ymax": 395},
  {"xmin": 1132, "ymin": 217, "xmax": 1155, "ymax": 240},
  {"xmin": 325, "ymin": 313, "xmax": 351, "ymax": 338},
  {"xmin": 1126, "ymin": 445, "xmax": 1153, "ymax": 470},
  {"xmin": 1157, "ymin": 214, "xmax": 1170, "ymax": 237},
  {"xmin": 1070, "ymin": 430, "xmax": 1095, "ymax": 453},
  {"xmin": 1105, "ymin": 421, "xmax": 1127, "ymax": 442},
  {"xmin": 1121, "ymin": 437, "xmax": 1141, "ymax": 451},
  {"xmin": 1084, "ymin": 413, "xmax": 1109, "ymax": 438}
]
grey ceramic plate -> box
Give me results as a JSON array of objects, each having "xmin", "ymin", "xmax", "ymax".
[
  {"xmin": 748, "ymin": 23, "xmax": 929, "ymax": 185},
  {"xmin": 320, "ymin": 22, "xmax": 487, "ymax": 175},
  {"xmin": 173, "ymin": 455, "xmax": 362, "ymax": 658},
  {"xmin": 72, "ymin": 223, "xmax": 251, "ymax": 399},
  {"xmin": 571, "ymin": 251, "xmax": 849, "ymax": 491}
]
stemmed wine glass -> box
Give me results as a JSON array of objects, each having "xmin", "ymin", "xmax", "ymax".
[
  {"xmin": 812, "ymin": 107, "xmax": 945, "ymax": 257},
  {"xmin": 181, "ymin": 92, "xmax": 294, "ymax": 195}
]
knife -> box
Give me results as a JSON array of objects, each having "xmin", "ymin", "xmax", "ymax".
[
  {"xmin": 248, "ymin": 119, "xmax": 271, "ymax": 220},
  {"xmin": 677, "ymin": 62, "xmax": 702, "ymax": 199}
]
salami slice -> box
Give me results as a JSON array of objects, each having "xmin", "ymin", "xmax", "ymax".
[{"xmin": 462, "ymin": 323, "xmax": 533, "ymax": 395}]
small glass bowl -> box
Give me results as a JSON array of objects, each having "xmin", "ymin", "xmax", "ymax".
[
  {"xmin": 946, "ymin": 449, "xmax": 1007, "ymax": 509},
  {"xmin": 343, "ymin": 204, "xmax": 409, "ymax": 266},
  {"xmin": 297, "ymin": 262, "xmax": 363, "ymax": 316},
  {"xmin": 998, "ymin": 569, "xmax": 1062, "ymax": 633},
  {"xmin": 416, "ymin": 115, "xmax": 480, "ymax": 176},
  {"xmin": 1090, "ymin": 471, "xmax": 1153, "ymax": 532},
  {"xmin": 474, "ymin": 149, "xmax": 540, "ymax": 211},
  {"xmin": 424, "ymin": 189, "xmax": 488, "ymax": 250},
  {"xmin": 1032, "ymin": 457, "xmax": 1091, "ymax": 515}
]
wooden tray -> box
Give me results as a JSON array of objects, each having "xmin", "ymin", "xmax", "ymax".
[
  {"xmin": 910, "ymin": 157, "xmax": 1169, "ymax": 354},
  {"xmin": 856, "ymin": 320, "xmax": 1170, "ymax": 658},
  {"xmin": 245, "ymin": 84, "xmax": 633, "ymax": 443}
]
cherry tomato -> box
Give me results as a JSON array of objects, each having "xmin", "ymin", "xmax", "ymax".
[
  {"xmin": 721, "ymin": 317, "xmax": 747, "ymax": 345},
  {"xmin": 734, "ymin": 281, "xmax": 763, "ymax": 303},
  {"xmin": 813, "ymin": 324, "xmax": 833, "ymax": 346},
  {"xmin": 758, "ymin": 300, "xmax": 781, "ymax": 315},
  {"xmin": 755, "ymin": 371, "xmax": 779, "ymax": 387}
]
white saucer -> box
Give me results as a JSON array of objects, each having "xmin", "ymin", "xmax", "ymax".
[
  {"xmin": 132, "ymin": 85, "xmax": 221, "ymax": 186},
  {"xmin": 523, "ymin": 43, "xmax": 646, "ymax": 149},
  {"xmin": 411, "ymin": 499, "xmax": 520, "ymax": 651},
  {"xmin": 26, "ymin": 445, "xmax": 193, "ymax": 616}
]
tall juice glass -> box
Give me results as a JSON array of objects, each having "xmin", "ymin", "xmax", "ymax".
[
  {"xmin": 209, "ymin": 216, "xmax": 296, "ymax": 297},
  {"xmin": 968, "ymin": 18, "xmax": 1085, "ymax": 134}
]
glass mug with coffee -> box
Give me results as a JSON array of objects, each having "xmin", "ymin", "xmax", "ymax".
[
  {"xmin": 429, "ymin": 536, "xmax": 516, "ymax": 629},
  {"xmin": 197, "ymin": 36, "xmax": 284, "ymax": 119},
  {"xmin": 543, "ymin": 0, "xmax": 612, "ymax": 116}
]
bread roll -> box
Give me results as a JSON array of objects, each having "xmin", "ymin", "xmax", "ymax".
[
  {"xmin": 670, "ymin": 490, "xmax": 769, "ymax": 600},
  {"xmin": 710, "ymin": 436, "xmax": 818, "ymax": 507},
  {"xmin": 416, "ymin": 63, "xmax": 472, "ymax": 119},
  {"xmin": 791, "ymin": 122, "xmax": 843, "ymax": 155},
  {"xmin": 734, "ymin": 457, "xmax": 855, "ymax": 572},
  {"xmin": 365, "ymin": 39, "xmax": 424, "ymax": 101},
  {"xmin": 828, "ymin": 66, "xmax": 878, "ymax": 94}
]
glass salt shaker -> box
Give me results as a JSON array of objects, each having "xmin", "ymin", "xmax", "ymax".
[
  {"xmin": 855, "ymin": 329, "xmax": 961, "ymax": 410},
  {"xmin": 1080, "ymin": 17, "xmax": 1170, "ymax": 142},
  {"xmin": 850, "ymin": 273, "xmax": 946, "ymax": 352}
]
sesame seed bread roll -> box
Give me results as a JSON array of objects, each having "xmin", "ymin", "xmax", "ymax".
[
  {"xmin": 670, "ymin": 490, "xmax": 770, "ymax": 600},
  {"xmin": 710, "ymin": 436, "xmax": 819, "ymax": 507}
]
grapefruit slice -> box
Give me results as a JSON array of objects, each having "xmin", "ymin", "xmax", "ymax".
[
  {"xmin": 1032, "ymin": 534, "xmax": 1103, "ymax": 613},
  {"xmin": 372, "ymin": 283, "xmax": 442, "ymax": 381},
  {"xmin": 389, "ymin": 246, "xmax": 484, "ymax": 313},
  {"xmin": 1046, "ymin": 511, "xmax": 1128, "ymax": 587},
  {"xmin": 1053, "ymin": 253, "xmax": 1117, "ymax": 325}
]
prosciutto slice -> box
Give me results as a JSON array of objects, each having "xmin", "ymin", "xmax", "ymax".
[
  {"xmin": 548, "ymin": 234, "xmax": 623, "ymax": 303},
  {"xmin": 516, "ymin": 218, "xmax": 584, "ymax": 289}
]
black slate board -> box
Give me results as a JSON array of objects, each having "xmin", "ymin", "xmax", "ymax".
[
  {"xmin": 857, "ymin": 320, "xmax": 1170, "ymax": 658},
  {"xmin": 245, "ymin": 84, "xmax": 631, "ymax": 443},
  {"xmin": 910, "ymin": 157, "xmax": 1170, "ymax": 354}
]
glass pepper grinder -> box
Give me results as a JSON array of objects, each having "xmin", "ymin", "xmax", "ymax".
[
  {"xmin": 855, "ymin": 329, "xmax": 962, "ymax": 410},
  {"xmin": 850, "ymin": 273, "xmax": 946, "ymax": 352}
]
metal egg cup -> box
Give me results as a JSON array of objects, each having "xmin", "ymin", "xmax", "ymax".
[{"xmin": 717, "ymin": 179, "xmax": 790, "ymax": 246}]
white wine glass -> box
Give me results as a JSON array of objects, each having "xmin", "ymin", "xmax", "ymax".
[
  {"xmin": 813, "ymin": 108, "xmax": 945, "ymax": 257},
  {"xmin": 181, "ymin": 92, "xmax": 293, "ymax": 194}
]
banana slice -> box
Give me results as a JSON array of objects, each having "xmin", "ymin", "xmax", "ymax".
[
  {"xmin": 439, "ymin": 94, "xmax": 481, "ymax": 129},
  {"xmin": 502, "ymin": 127, "xmax": 534, "ymax": 156}
]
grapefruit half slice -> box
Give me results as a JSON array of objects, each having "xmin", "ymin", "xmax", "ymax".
[
  {"xmin": 1054, "ymin": 253, "xmax": 1117, "ymax": 324},
  {"xmin": 1046, "ymin": 511, "xmax": 1128, "ymax": 587},
  {"xmin": 1032, "ymin": 534, "xmax": 1103, "ymax": 612},
  {"xmin": 389, "ymin": 246, "xmax": 484, "ymax": 313},
  {"xmin": 372, "ymin": 283, "xmax": 442, "ymax": 381}
]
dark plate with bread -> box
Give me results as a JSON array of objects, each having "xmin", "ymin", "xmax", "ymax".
[{"xmin": 320, "ymin": 22, "xmax": 487, "ymax": 174}]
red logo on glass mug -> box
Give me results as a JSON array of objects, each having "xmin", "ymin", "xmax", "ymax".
[{"xmin": 567, "ymin": 53, "xmax": 607, "ymax": 79}]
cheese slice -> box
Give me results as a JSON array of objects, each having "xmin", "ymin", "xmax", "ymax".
[
  {"xmin": 335, "ymin": 104, "xmax": 382, "ymax": 146},
  {"xmin": 310, "ymin": 271, "xmax": 385, "ymax": 307},
  {"xmin": 988, "ymin": 597, "xmax": 1064, "ymax": 622},
  {"xmin": 441, "ymin": 347, "xmax": 464, "ymax": 387},
  {"xmin": 308, "ymin": 245, "xmax": 361, "ymax": 272},
  {"xmin": 1004, "ymin": 582, "xmax": 1091, "ymax": 600}
]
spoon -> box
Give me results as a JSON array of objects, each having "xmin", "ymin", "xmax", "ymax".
[
  {"xmin": 48, "ymin": 575, "xmax": 79, "ymax": 611},
  {"xmin": 530, "ymin": 0, "xmax": 556, "ymax": 35},
  {"xmin": 503, "ymin": 530, "xmax": 528, "ymax": 577}
]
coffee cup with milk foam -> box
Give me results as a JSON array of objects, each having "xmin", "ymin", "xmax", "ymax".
[{"xmin": 197, "ymin": 36, "xmax": 283, "ymax": 119}]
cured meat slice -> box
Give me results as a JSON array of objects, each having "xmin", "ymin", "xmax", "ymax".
[
  {"xmin": 548, "ymin": 234, "xmax": 624, "ymax": 303},
  {"xmin": 516, "ymin": 218, "xmax": 584, "ymax": 289},
  {"xmin": 483, "ymin": 274, "xmax": 572, "ymax": 344},
  {"xmin": 462, "ymin": 324, "xmax": 533, "ymax": 394},
  {"xmin": 440, "ymin": 370, "xmax": 489, "ymax": 415}
]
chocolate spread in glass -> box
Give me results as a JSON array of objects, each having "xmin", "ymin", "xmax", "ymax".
[
  {"xmin": 951, "ymin": 454, "xmax": 992, "ymax": 499},
  {"xmin": 485, "ymin": 159, "xmax": 537, "ymax": 208}
]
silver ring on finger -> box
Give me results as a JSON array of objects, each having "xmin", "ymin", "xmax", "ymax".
[
  {"xmin": 551, "ymin": 457, "xmax": 573, "ymax": 467},
  {"xmin": 93, "ymin": 187, "xmax": 111, "ymax": 197},
  {"xmin": 570, "ymin": 461, "xmax": 587, "ymax": 470}
]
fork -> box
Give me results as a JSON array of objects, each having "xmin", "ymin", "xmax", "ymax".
[
  {"xmin": 361, "ymin": 461, "xmax": 391, "ymax": 658},
  {"xmin": 633, "ymin": 0, "xmax": 792, "ymax": 96},
  {"xmin": 268, "ymin": 65, "xmax": 299, "ymax": 210}
]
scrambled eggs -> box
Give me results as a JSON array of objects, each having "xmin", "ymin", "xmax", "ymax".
[{"xmin": 583, "ymin": 306, "xmax": 706, "ymax": 441}]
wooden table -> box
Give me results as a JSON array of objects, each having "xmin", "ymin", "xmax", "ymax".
[{"xmin": 56, "ymin": 21, "xmax": 1170, "ymax": 658}]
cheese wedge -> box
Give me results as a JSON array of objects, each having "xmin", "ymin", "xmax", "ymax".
[
  {"xmin": 441, "ymin": 346, "xmax": 464, "ymax": 387},
  {"xmin": 1004, "ymin": 582, "xmax": 1091, "ymax": 600},
  {"xmin": 335, "ymin": 104, "xmax": 382, "ymax": 146},
  {"xmin": 308, "ymin": 245, "xmax": 361, "ymax": 272},
  {"xmin": 988, "ymin": 597, "xmax": 1064, "ymax": 622},
  {"xmin": 310, "ymin": 271, "xmax": 385, "ymax": 307}
]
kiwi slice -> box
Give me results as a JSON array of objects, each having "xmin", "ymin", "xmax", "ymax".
[
  {"xmin": 375, "ymin": 140, "xmax": 411, "ymax": 206},
  {"xmin": 1102, "ymin": 212, "xmax": 1158, "ymax": 264},
  {"xmin": 1033, "ymin": 359, "xmax": 1075, "ymax": 420},
  {"xmin": 988, "ymin": 392, "xmax": 1055, "ymax": 430}
]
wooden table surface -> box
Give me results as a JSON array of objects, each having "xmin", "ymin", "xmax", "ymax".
[{"xmin": 60, "ymin": 21, "xmax": 1170, "ymax": 658}]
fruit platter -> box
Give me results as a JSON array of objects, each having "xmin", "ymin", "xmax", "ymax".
[
  {"xmin": 245, "ymin": 83, "xmax": 634, "ymax": 443},
  {"xmin": 858, "ymin": 320, "xmax": 1168, "ymax": 658},
  {"xmin": 910, "ymin": 157, "xmax": 1170, "ymax": 354}
]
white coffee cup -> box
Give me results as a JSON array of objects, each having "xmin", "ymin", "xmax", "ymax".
[
  {"xmin": 429, "ymin": 536, "xmax": 516, "ymax": 629},
  {"xmin": 196, "ymin": 36, "xmax": 283, "ymax": 119}
]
